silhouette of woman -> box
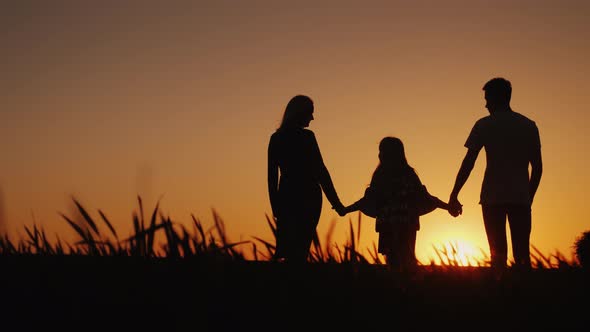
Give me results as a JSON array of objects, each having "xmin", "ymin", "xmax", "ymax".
[
  {"xmin": 343, "ymin": 137, "xmax": 451, "ymax": 272},
  {"xmin": 268, "ymin": 95, "xmax": 345, "ymax": 263}
]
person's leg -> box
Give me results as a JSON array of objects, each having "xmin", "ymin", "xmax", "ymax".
[
  {"xmin": 298, "ymin": 222, "xmax": 317, "ymax": 262},
  {"xmin": 273, "ymin": 216, "xmax": 292, "ymax": 261},
  {"xmin": 482, "ymin": 205, "xmax": 508, "ymax": 269},
  {"xmin": 507, "ymin": 205, "xmax": 532, "ymax": 268},
  {"xmin": 276, "ymin": 215, "xmax": 308, "ymax": 263},
  {"xmin": 404, "ymin": 226, "xmax": 418, "ymax": 271},
  {"xmin": 380, "ymin": 231, "xmax": 399, "ymax": 271},
  {"xmin": 284, "ymin": 219, "xmax": 315, "ymax": 263},
  {"xmin": 388, "ymin": 224, "xmax": 416, "ymax": 274},
  {"xmin": 288, "ymin": 193, "xmax": 322, "ymax": 264}
]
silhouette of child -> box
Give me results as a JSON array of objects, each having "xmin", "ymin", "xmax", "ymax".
[{"xmin": 343, "ymin": 136, "xmax": 451, "ymax": 272}]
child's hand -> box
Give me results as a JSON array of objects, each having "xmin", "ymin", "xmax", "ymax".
[{"xmin": 333, "ymin": 204, "xmax": 347, "ymax": 217}]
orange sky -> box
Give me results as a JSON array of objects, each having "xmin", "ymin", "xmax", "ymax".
[{"xmin": 2, "ymin": 1, "xmax": 589, "ymax": 264}]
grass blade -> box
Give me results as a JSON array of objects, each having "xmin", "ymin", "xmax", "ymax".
[{"xmin": 73, "ymin": 198, "xmax": 99, "ymax": 235}]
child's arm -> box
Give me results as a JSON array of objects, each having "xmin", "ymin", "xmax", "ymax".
[
  {"xmin": 343, "ymin": 186, "xmax": 378, "ymax": 218},
  {"xmin": 423, "ymin": 194, "xmax": 462, "ymax": 217},
  {"xmin": 344, "ymin": 198, "xmax": 364, "ymax": 215},
  {"xmin": 416, "ymin": 184, "xmax": 451, "ymax": 216},
  {"xmin": 431, "ymin": 196, "xmax": 450, "ymax": 211},
  {"xmin": 433, "ymin": 196, "xmax": 462, "ymax": 217}
]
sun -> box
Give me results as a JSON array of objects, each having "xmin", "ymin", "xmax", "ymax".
[{"xmin": 430, "ymin": 239, "xmax": 488, "ymax": 267}]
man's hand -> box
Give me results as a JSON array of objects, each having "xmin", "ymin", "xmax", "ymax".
[{"xmin": 448, "ymin": 196, "xmax": 463, "ymax": 217}]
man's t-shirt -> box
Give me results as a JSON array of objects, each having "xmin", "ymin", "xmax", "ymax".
[{"xmin": 465, "ymin": 110, "xmax": 541, "ymax": 206}]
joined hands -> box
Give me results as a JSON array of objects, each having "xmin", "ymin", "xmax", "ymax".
[
  {"xmin": 333, "ymin": 203, "xmax": 347, "ymax": 217},
  {"xmin": 448, "ymin": 197, "xmax": 463, "ymax": 218}
]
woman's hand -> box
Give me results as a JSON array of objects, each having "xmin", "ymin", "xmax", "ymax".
[{"xmin": 333, "ymin": 203, "xmax": 347, "ymax": 217}]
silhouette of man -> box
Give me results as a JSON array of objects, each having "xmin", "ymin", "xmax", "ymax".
[{"xmin": 448, "ymin": 77, "xmax": 542, "ymax": 271}]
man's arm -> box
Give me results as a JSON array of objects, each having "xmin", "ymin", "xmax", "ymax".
[
  {"xmin": 529, "ymin": 147, "xmax": 542, "ymax": 204},
  {"xmin": 449, "ymin": 148, "xmax": 480, "ymax": 215}
]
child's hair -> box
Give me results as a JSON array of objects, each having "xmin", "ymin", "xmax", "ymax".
[
  {"xmin": 370, "ymin": 136, "xmax": 416, "ymax": 184},
  {"xmin": 379, "ymin": 137, "xmax": 408, "ymax": 167}
]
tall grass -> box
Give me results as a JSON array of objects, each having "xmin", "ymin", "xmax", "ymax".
[{"xmin": 0, "ymin": 196, "xmax": 580, "ymax": 269}]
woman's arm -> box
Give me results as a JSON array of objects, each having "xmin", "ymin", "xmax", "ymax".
[
  {"xmin": 318, "ymin": 163, "xmax": 344, "ymax": 211},
  {"xmin": 309, "ymin": 132, "xmax": 344, "ymax": 213}
]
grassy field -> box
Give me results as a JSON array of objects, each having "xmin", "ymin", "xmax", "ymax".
[
  {"xmin": 1, "ymin": 255, "xmax": 587, "ymax": 331},
  {"xmin": 0, "ymin": 197, "xmax": 588, "ymax": 331}
]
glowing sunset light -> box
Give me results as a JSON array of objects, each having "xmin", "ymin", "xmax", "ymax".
[
  {"xmin": 2, "ymin": 2, "xmax": 590, "ymax": 266},
  {"xmin": 429, "ymin": 240, "xmax": 487, "ymax": 267},
  {"xmin": 3, "ymin": 3, "xmax": 589, "ymax": 330}
]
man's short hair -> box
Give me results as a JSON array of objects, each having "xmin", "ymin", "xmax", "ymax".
[{"xmin": 483, "ymin": 77, "xmax": 512, "ymax": 104}]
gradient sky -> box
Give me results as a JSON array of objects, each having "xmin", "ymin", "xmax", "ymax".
[{"xmin": 3, "ymin": 1, "xmax": 589, "ymax": 264}]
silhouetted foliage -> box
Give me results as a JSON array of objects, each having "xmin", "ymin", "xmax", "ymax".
[
  {"xmin": 574, "ymin": 230, "xmax": 590, "ymax": 268},
  {"xmin": 0, "ymin": 195, "xmax": 581, "ymax": 270}
]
